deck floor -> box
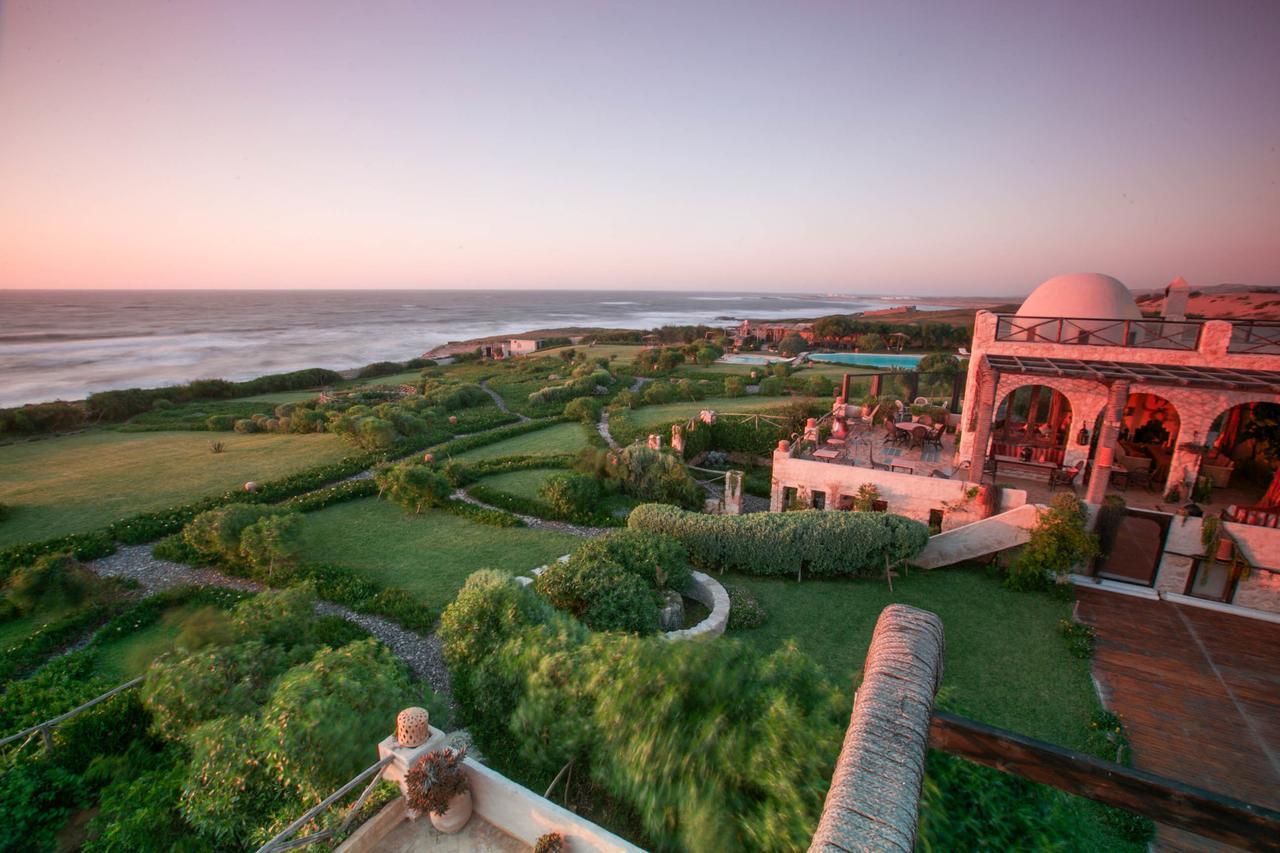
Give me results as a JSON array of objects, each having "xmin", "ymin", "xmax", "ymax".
[{"xmin": 1075, "ymin": 588, "xmax": 1280, "ymax": 851}]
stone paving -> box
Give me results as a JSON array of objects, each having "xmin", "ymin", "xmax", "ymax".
[{"xmin": 376, "ymin": 815, "xmax": 528, "ymax": 852}]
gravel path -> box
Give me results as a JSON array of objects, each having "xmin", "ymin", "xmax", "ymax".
[
  {"xmin": 451, "ymin": 489, "xmax": 609, "ymax": 538},
  {"xmin": 480, "ymin": 380, "xmax": 531, "ymax": 422},
  {"xmin": 88, "ymin": 545, "xmax": 452, "ymax": 695},
  {"xmin": 597, "ymin": 409, "xmax": 620, "ymax": 449}
]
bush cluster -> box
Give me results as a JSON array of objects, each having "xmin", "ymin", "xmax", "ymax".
[
  {"xmin": 533, "ymin": 530, "xmax": 692, "ymax": 633},
  {"xmin": 628, "ymin": 504, "xmax": 928, "ymax": 578},
  {"xmin": 439, "ymin": 571, "xmax": 845, "ymax": 851},
  {"xmin": 1006, "ymin": 494, "xmax": 1098, "ymax": 592},
  {"xmin": 601, "ymin": 445, "xmax": 703, "ymax": 510},
  {"xmin": 83, "ymin": 368, "xmax": 342, "ymax": 424}
]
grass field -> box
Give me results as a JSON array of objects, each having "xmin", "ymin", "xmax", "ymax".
[
  {"xmin": 0, "ymin": 430, "xmax": 352, "ymax": 546},
  {"xmin": 231, "ymin": 389, "xmax": 324, "ymax": 404},
  {"xmin": 92, "ymin": 605, "xmax": 201, "ymax": 682},
  {"xmin": 729, "ymin": 565, "xmax": 1092, "ymax": 748},
  {"xmin": 535, "ymin": 343, "xmax": 646, "ymax": 361},
  {"xmin": 448, "ymin": 422, "xmax": 592, "ymax": 462},
  {"xmin": 472, "ymin": 467, "xmax": 560, "ymax": 500},
  {"xmin": 620, "ymin": 395, "xmax": 798, "ymax": 431},
  {"xmin": 725, "ymin": 565, "xmax": 1133, "ymax": 849},
  {"xmin": 297, "ymin": 497, "xmax": 580, "ymax": 616}
]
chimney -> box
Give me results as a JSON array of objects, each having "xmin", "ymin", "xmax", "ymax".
[{"xmin": 1163, "ymin": 276, "xmax": 1190, "ymax": 321}]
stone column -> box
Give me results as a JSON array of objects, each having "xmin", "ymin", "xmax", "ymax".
[
  {"xmin": 647, "ymin": 433, "xmax": 662, "ymax": 451},
  {"xmin": 1084, "ymin": 381, "xmax": 1129, "ymax": 505},
  {"xmin": 1047, "ymin": 390, "xmax": 1064, "ymax": 436},
  {"xmin": 724, "ymin": 470, "xmax": 744, "ymax": 515},
  {"xmin": 966, "ymin": 365, "xmax": 999, "ymax": 484},
  {"xmin": 770, "ymin": 441, "xmax": 790, "ymax": 512},
  {"xmin": 671, "ymin": 424, "xmax": 684, "ymax": 454}
]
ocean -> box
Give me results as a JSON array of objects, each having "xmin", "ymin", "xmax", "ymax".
[{"xmin": 0, "ymin": 289, "xmax": 897, "ymax": 408}]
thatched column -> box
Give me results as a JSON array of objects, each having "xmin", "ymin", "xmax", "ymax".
[{"xmin": 809, "ymin": 604, "xmax": 945, "ymax": 853}]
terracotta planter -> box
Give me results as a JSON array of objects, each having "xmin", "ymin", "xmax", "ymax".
[
  {"xmin": 1215, "ymin": 536, "xmax": 1234, "ymax": 562},
  {"xmin": 429, "ymin": 790, "xmax": 473, "ymax": 834}
]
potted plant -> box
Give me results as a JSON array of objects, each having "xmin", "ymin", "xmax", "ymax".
[
  {"xmin": 405, "ymin": 748, "xmax": 472, "ymax": 833},
  {"xmin": 534, "ymin": 833, "xmax": 566, "ymax": 853}
]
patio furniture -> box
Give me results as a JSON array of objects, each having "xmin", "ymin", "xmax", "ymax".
[
  {"xmin": 1049, "ymin": 462, "xmax": 1083, "ymax": 492},
  {"xmin": 812, "ymin": 447, "xmax": 842, "ymax": 462},
  {"xmin": 1201, "ymin": 452, "xmax": 1235, "ymax": 488},
  {"xmin": 1224, "ymin": 504, "xmax": 1280, "ymax": 528},
  {"xmin": 890, "ymin": 464, "xmax": 914, "ymax": 474},
  {"xmin": 930, "ymin": 469, "xmax": 952, "ymax": 479},
  {"xmin": 924, "ymin": 424, "xmax": 945, "ymax": 449},
  {"xmin": 896, "ymin": 422, "xmax": 927, "ymax": 448}
]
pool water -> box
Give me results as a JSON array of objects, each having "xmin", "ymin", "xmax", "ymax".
[
  {"xmin": 720, "ymin": 354, "xmax": 793, "ymax": 365},
  {"xmin": 807, "ymin": 352, "xmax": 925, "ymax": 369}
]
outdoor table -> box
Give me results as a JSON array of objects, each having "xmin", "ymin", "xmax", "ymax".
[
  {"xmin": 896, "ymin": 422, "xmax": 928, "ymax": 448},
  {"xmin": 812, "ymin": 447, "xmax": 842, "ymax": 462}
]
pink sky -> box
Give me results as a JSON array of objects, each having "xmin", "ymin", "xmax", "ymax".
[{"xmin": 1, "ymin": 0, "xmax": 1277, "ymax": 296}]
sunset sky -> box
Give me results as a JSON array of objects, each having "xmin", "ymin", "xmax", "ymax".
[{"xmin": 1, "ymin": 0, "xmax": 1277, "ymax": 295}]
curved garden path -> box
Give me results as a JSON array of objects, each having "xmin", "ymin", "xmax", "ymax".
[
  {"xmin": 596, "ymin": 376, "xmax": 652, "ymax": 449},
  {"xmin": 479, "ymin": 379, "xmax": 531, "ymax": 422},
  {"xmin": 87, "ymin": 546, "xmax": 452, "ymax": 694}
]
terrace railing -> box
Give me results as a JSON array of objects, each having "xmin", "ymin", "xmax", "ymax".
[
  {"xmin": 1228, "ymin": 320, "xmax": 1280, "ymax": 355},
  {"xmin": 993, "ymin": 315, "xmax": 1203, "ymax": 350}
]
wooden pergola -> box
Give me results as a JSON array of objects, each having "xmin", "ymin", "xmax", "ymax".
[{"xmin": 985, "ymin": 354, "xmax": 1280, "ymax": 394}]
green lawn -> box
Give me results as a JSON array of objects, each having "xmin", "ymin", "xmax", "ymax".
[
  {"xmin": 0, "ymin": 430, "xmax": 352, "ymax": 547},
  {"xmin": 535, "ymin": 343, "xmax": 646, "ymax": 361},
  {"xmin": 615, "ymin": 395, "xmax": 799, "ymax": 438},
  {"xmin": 728, "ymin": 566, "xmax": 1095, "ymax": 747},
  {"xmin": 729, "ymin": 565, "xmax": 1136, "ymax": 850},
  {"xmin": 92, "ymin": 607, "xmax": 197, "ymax": 682},
  {"xmin": 297, "ymin": 497, "xmax": 580, "ymax": 616},
  {"xmin": 448, "ymin": 422, "xmax": 592, "ymax": 462},
  {"xmin": 473, "ymin": 468, "xmax": 560, "ymax": 500}
]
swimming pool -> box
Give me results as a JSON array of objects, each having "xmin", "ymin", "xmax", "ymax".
[
  {"xmin": 807, "ymin": 352, "xmax": 925, "ymax": 369},
  {"xmin": 719, "ymin": 354, "xmax": 794, "ymax": 365}
]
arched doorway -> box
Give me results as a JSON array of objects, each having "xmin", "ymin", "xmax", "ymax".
[
  {"xmin": 991, "ymin": 385, "xmax": 1073, "ymax": 466},
  {"xmin": 1112, "ymin": 393, "xmax": 1181, "ymax": 492},
  {"xmin": 1202, "ymin": 402, "xmax": 1280, "ymax": 510}
]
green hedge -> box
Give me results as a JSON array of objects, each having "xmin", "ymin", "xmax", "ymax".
[
  {"xmin": 0, "ymin": 532, "xmax": 116, "ymax": 578},
  {"xmin": 627, "ymin": 504, "xmax": 928, "ymax": 578},
  {"xmin": 441, "ymin": 454, "xmax": 574, "ymax": 487},
  {"xmin": 427, "ymin": 417, "xmax": 565, "ymax": 458}
]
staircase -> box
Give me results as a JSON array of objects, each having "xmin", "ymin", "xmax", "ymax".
[{"xmin": 910, "ymin": 503, "xmax": 1042, "ymax": 569}]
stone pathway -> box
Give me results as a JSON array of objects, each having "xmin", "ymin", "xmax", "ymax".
[
  {"xmin": 479, "ymin": 380, "xmax": 531, "ymax": 422},
  {"xmin": 451, "ymin": 490, "xmax": 608, "ymax": 538},
  {"xmin": 88, "ymin": 545, "xmax": 452, "ymax": 695},
  {"xmin": 595, "ymin": 377, "xmax": 651, "ymax": 449}
]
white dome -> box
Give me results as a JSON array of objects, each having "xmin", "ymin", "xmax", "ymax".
[{"xmin": 1016, "ymin": 273, "xmax": 1141, "ymax": 320}]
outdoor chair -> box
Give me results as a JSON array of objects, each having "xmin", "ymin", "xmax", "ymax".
[
  {"xmin": 924, "ymin": 424, "xmax": 945, "ymax": 449},
  {"xmin": 1049, "ymin": 463, "xmax": 1083, "ymax": 492}
]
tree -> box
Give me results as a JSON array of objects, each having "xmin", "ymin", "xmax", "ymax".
[
  {"xmin": 723, "ymin": 376, "xmax": 746, "ymax": 397},
  {"xmin": 916, "ymin": 352, "xmax": 960, "ymax": 374},
  {"xmin": 696, "ymin": 344, "xmax": 723, "ymax": 365},
  {"xmin": 856, "ymin": 333, "xmax": 886, "ymax": 352},
  {"xmin": 238, "ymin": 512, "xmax": 304, "ymax": 576},
  {"xmin": 1006, "ymin": 494, "xmax": 1098, "ymax": 591},
  {"xmin": 563, "ymin": 397, "xmax": 602, "ymax": 423},
  {"xmin": 778, "ymin": 333, "xmax": 808, "ymax": 357},
  {"xmin": 540, "ymin": 472, "xmax": 601, "ymax": 519}
]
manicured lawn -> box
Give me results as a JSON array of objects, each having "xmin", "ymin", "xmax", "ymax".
[
  {"xmin": 448, "ymin": 422, "xmax": 591, "ymax": 462},
  {"xmin": 297, "ymin": 497, "xmax": 580, "ymax": 616},
  {"xmin": 343, "ymin": 369, "xmax": 425, "ymax": 389},
  {"xmin": 728, "ymin": 565, "xmax": 1136, "ymax": 850},
  {"xmin": 0, "ymin": 430, "xmax": 353, "ymax": 547},
  {"xmin": 473, "ymin": 468, "xmax": 560, "ymax": 500},
  {"xmin": 728, "ymin": 565, "xmax": 1096, "ymax": 749},
  {"xmin": 536, "ymin": 343, "xmax": 645, "ymax": 361},
  {"xmin": 621, "ymin": 395, "xmax": 798, "ymax": 431}
]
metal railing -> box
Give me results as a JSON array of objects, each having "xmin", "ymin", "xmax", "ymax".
[
  {"xmin": 1228, "ymin": 320, "xmax": 1280, "ymax": 354},
  {"xmin": 993, "ymin": 315, "xmax": 1203, "ymax": 350}
]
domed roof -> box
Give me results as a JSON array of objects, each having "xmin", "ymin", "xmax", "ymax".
[{"xmin": 1016, "ymin": 273, "xmax": 1141, "ymax": 320}]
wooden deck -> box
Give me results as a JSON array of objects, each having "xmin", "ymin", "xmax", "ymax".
[{"xmin": 1076, "ymin": 588, "xmax": 1280, "ymax": 851}]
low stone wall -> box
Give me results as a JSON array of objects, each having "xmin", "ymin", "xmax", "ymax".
[
  {"xmin": 1155, "ymin": 515, "xmax": 1280, "ymax": 616},
  {"xmin": 771, "ymin": 451, "xmax": 1027, "ymax": 530},
  {"xmin": 663, "ymin": 571, "xmax": 730, "ymax": 641}
]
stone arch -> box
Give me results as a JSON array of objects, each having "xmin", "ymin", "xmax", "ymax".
[{"xmin": 990, "ymin": 374, "xmax": 1107, "ymax": 467}]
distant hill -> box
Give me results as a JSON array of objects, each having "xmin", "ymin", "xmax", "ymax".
[{"xmin": 1135, "ymin": 284, "xmax": 1280, "ymax": 321}]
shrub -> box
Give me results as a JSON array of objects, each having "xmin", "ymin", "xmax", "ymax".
[
  {"xmin": 0, "ymin": 531, "xmax": 115, "ymax": 578},
  {"xmin": 777, "ymin": 333, "xmax": 807, "ymax": 357},
  {"xmin": 375, "ymin": 461, "xmax": 452, "ymax": 514},
  {"xmin": 641, "ymin": 381, "xmax": 675, "ymax": 405},
  {"xmin": 237, "ymin": 512, "xmax": 304, "ymax": 577},
  {"xmin": 607, "ymin": 445, "xmax": 702, "ymax": 509},
  {"xmin": 539, "ymin": 472, "xmax": 601, "ymax": 519},
  {"xmin": 1006, "ymin": 493, "xmax": 1098, "ymax": 591},
  {"xmin": 535, "ymin": 558, "xmax": 659, "ymax": 634},
  {"xmin": 628, "ymin": 504, "xmax": 928, "ymax": 578},
  {"xmin": 5, "ymin": 554, "xmax": 96, "ymax": 615},
  {"xmin": 183, "ymin": 504, "xmax": 287, "ymax": 561},
  {"xmin": 723, "ymin": 376, "xmax": 745, "ymax": 397},
  {"xmin": 725, "ymin": 584, "xmax": 767, "ymax": 629},
  {"xmin": 563, "ymin": 396, "xmax": 602, "ymax": 423},
  {"xmin": 357, "ymin": 360, "xmax": 406, "ymax": 379},
  {"xmin": 757, "ymin": 376, "xmax": 784, "ymax": 396},
  {"xmin": 570, "ymin": 529, "xmax": 692, "ymax": 591}
]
